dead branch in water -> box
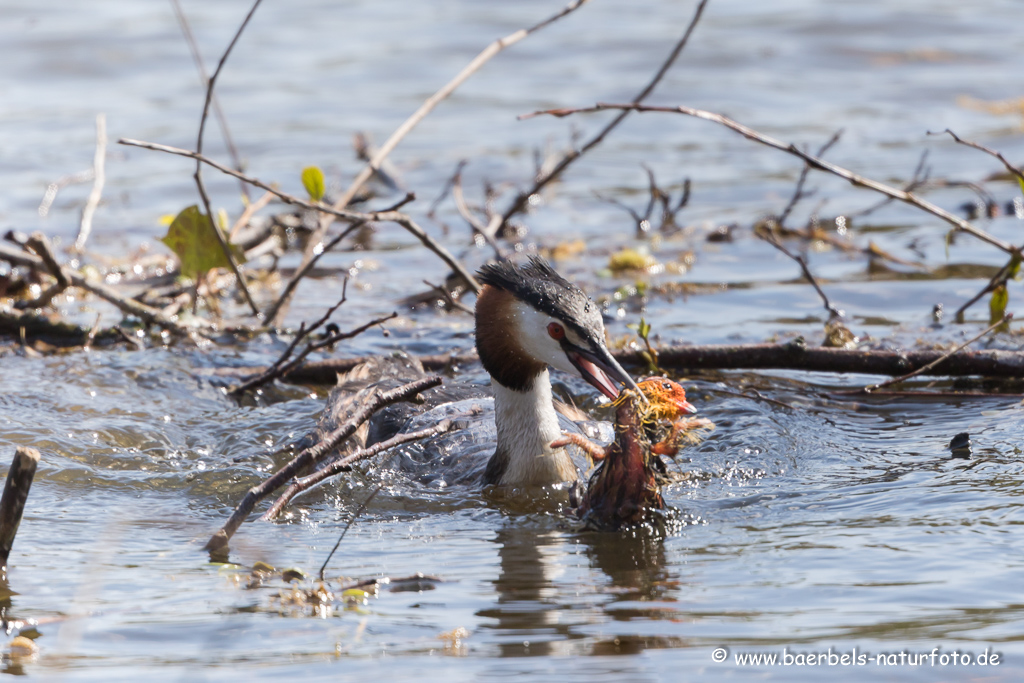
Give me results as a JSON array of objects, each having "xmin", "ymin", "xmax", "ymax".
[
  {"xmin": 0, "ymin": 447, "xmax": 40, "ymax": 572},
  {"xmin": 213, "ymin": 342, "xmax": 1024, "ymax": 388},
  {"xmin": 263, "ymin": 419, "xmax": 455, "ymax": 521},
  {"xmin": 0, "ymin": 241, "xmax": 196, "ymax": 335},
  {"xmin": 229, "ymin": 285, "xmax": 397, "ymax": 396},
  {"xmin": 204, "ymin": 376, "xmax": 442, "ymax": 556}
]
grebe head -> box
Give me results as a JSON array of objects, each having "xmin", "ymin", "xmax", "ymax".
[{"xmin": 475, "ymin": 257, "xmax": 641, "ymax": 400}]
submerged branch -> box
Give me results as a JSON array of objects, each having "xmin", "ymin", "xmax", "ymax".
[
  {"xmin": 263, "ymin": 419, "xmax": 455, "ymax": 521},
  {"xmin": 203, "ymin": 376, "xmax": 442, "ymax": 555}
]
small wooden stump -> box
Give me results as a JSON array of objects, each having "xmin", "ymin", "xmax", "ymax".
[{"xmin": 0, "ymin": 447, "xmax": 40, "ymax": 572}]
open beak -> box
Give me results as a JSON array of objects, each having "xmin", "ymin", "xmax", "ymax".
[
  {"xmin": 672, "ymin": 397, "xmax": 699, "ymax": 415},
  {"xmin": 564, "ymin": 342, "xmax": 645, "ymax": 403}
]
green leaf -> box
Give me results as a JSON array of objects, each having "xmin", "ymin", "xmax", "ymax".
[
  {"xmin": 1017, "ymin": 175, "xmax": 1024, "ymax": 198},
  {"xmin": 160, "ymin": 205, "xmax": 246, "ymax": 281},
  {"xmin": 637, "ymin": 317, "xmax": 651, "ymax": 341},
  {"xmin": 989, "ymin": 283, "xmax": 1009, "ymax": 325},
  {"xmin": 302, "ymin": 166, "xmax": 326, "ymax": 202}
]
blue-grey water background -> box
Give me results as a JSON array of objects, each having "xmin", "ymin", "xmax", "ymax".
[{"xmin": 1, "ymin": 0, "xmax": 1024, "ymax": 680}]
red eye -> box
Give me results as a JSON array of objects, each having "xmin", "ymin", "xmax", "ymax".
[{"xmin": 547, "ymin": 322, "xmax": 565, "ymax": 340}]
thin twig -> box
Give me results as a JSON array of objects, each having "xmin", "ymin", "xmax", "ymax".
[
  {"xmin": 525, "ymin": 102, "xmax": 1019, "ymax": 256},
  {"xmin": 118, "ymin": 138, "xmax": 483, "ymax": 306},
  {"xmin": 230, "ymin": 190, "xmax": 275, "ymax": 239},
  {"xmin": 203, "ymin": 376, "xmax": 442, "ymax": 554},
  {"xmin": 849, "ymin": 151, "xmax": 930, "ymax": 220},
  {"xmin": 264, "ymin": 419, "xmax": 455, "ymax": 523},
  {"xmin": 282, "ymin": 0, "xmax": 594, "ymax": 326},
  {"xmin": 954, "ymin": 255, "xmax": 1019, "ymax": 323},
  {"xmin": 504, "ymin": 0, "xmax": 710, "ymax": 229},
  {"xmin": 74, "ymin": 113, "xmax": 107, "ymax": 252},
  {"xmin": 862, "ymin": 314, "xmax": 1012, "ymax": 393},
  {"xmin": 83, "ymin": 312, "xmax": 103, "ymax": 351},
  {"xmin": 757, "ymin": 230, "xmax": 843, "ymax": 318},
  {"xmin": 263, "ymin": 221, "xmax": 365, "ymax": 323},
  {"xmin": 452, "ymin": 169, "xmax": 507, "ymax": 259},
  {"xmin": 422, "ymin": 279, "xmax": 474, "ymax": 314},
  {"xmin": 191, "ymin": 0, "xmax": 263, "ymax": 316},
  {"xmin": 931, "ymin": 129, "xmax": 1024, "ymax": 186},
  {"xmin": 229, "ymin": 306, "xmax": 396, "ymax": 395},
  {"xmin": 426, "ymin": 160, "xmax": 467, "ymax": 219},
  {"xmin": 777, "ymin": 130, "xmax": 842, "ymax": 227},
  {"xmin": 169, "ymin": 0, "xmax": 250, "ymax": 201},
  {"xmin": 317, "ymin": 484, "xmax": 383, "ymax": 581},
  {"xmin": 25, "ymin": 233, "xmax": 69, "ymax": 288}
]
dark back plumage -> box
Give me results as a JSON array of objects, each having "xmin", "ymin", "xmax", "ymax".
[{"xmin": 476, "ymin": 257, "xmax": 603, "ymax": 340}]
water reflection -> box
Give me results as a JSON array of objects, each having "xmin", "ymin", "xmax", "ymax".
[{"xmin": 477, "ymin": 523, "xmax": 675, "ymax": 658}]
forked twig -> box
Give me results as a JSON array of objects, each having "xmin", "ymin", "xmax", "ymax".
[
  {"xmin": 931, "ymin": 129, "xmax": 1024, "ymax": 186},
  {"xmin": 264, "ymin": 419, "xmax": 455, "ymax": 522},
  {"xmin": 525, "ymin": 102, "xmax": 1020, "ymax": 257},
  {"xmin": 504, "ymin": 0, "xmax": 710, "ymax": 229},
  {"xmin": 203, "ymin": 376, "xmax": 442, "ymax": 554},
  {"xmin": 229, "ymin": 308, "xmax": 397, "ymax": 395},
  {"xmin": 280, "ymin": 0, "xmax": 594, "ymax": 325}
]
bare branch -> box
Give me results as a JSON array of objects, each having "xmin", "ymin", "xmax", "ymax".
[
  {"xmin": 505, "ymin": 0, "xmax": 710, "ymax": 228},
  {"xmin": 263, "ymin": 419, "xmax": 455, "ymax": 522},
  {"xmin": 192, "ymin": 0, "xmax": 263, "ymax": 317},
  {"xmin": 170, "ymin": 0, "xmax": 250, "ymax": 201},
  {"xmin": 931, "ymin": 128, "xmax": 1024, "ymax": 187},
  {"xmin": 281, "ymin": 0, "xmax": 594, "ymax": 326},
  {"xmin": 117, "ymin": 137, "xmax": 483, "ymax": 315},
  {"xmin": 525, "ymin": 102, "xmax": 1019, "ymax": 256},
  {"xmin": 329, "ymin": 0, "xmax": 595, "ymax": 221},
  {"xmin": 203, "ymin": 375, "xmax": 442, "ymax": 554},
  {"xmin": 777, "ymin": 130, "xmax": 842, "ymax": 227},
  {"xmin": 757, "ymin": 229, "xmax": 843, "ymax": 319},
  {"xmin": 452, "ymin": 169, "xmax": 508, "ymax": 259}
]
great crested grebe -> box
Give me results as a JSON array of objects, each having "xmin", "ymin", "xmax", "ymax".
[
  {"xmin": 473, "ymin": 257, "xmax": 642, "ymax": 487},
  {"xmin": 323, "ymin": 257, "xmax": 643, "ymax": 489}
]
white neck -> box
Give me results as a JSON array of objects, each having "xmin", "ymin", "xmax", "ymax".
[{"xmin": 489, "ymin": 370, "xmax": 578, "ymax": 486}]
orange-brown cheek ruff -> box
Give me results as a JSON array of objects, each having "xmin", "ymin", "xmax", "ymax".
[{"xmin": 475, "ymin": 285, "xmax": 546, "ymax": 392}]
